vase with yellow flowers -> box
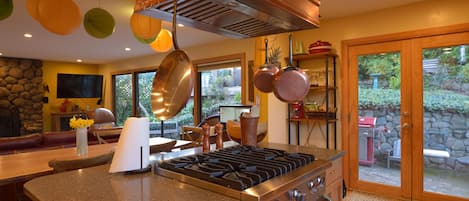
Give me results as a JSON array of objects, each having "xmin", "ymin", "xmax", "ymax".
[{"xmin": 69, "ymin": 116, "xmax": 94, "ymax": 156}]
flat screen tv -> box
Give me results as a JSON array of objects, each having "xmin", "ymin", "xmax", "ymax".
[{"xmin": 57, "ymin": 73, "xmax": 103, "ymax": 98}]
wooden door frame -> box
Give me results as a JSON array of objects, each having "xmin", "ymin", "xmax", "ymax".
[
  {"xmin": 411, "ymin": 32, "xmax": 469, "ymax": 201},
  {"xmin": 346, "ymin": 40, "xmax": 411, "ymax": 199},
  {"xmin": 342, "ymin": 23, "xmax": 469, "ymax": 201}
]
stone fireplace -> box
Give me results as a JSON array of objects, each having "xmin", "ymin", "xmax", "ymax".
[
  {"xmin": 0, "ymin": 57, "xmax": 43, "ymax": 136},
  {"xmin": 0, "ymin": 106, "xmax": 20, "ymax": 137}
]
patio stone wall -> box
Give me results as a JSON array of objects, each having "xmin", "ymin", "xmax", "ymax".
[{"xmin": 359, "ymin": 108, "xmax": 469, "ymax": 171}]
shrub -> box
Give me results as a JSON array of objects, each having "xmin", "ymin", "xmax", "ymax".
[
  {"xmin": 389, "ymin": 76, "xmax": 400, "ymax": 89},
  {"xmin": 423, "ymin": 90, "xmax": 469, "ymax": 113},
  {"xmin": 359, "ymin": 88, "xmax": 469, "ymax": 113},
  {"xmin": 460, "ymin": 63, "xmax": 469, "ymax": 83},
  {"xmin": 359, "ymin": 88, "xmax": 400, "ymax": 109}
]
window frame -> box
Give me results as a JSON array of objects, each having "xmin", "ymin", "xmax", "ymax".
[
  {"xmin": 192, "ymin": 53, "xmax": 247, "ymax": 125},
  {"xmin": 111, "ymin": 53, "xmax": 247, "ymax": 127},
  {"xmin": 111, "ymin": 66, "xmax": 157, "ymax": 124}
]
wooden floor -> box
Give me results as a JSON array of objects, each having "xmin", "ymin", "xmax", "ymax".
[{"xmin": 344, "ymin": 191, "xmax": 403, "ymax": 201}]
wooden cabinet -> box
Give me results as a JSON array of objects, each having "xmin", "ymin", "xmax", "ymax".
[
  {"xmin": 287, "ymin": 52, "xmax": 338, "ymax": 149},
  {"xmin": 325, "ymin": 157, "xmax": 343, "ymax": 201},
  {"xmin": 51, "ymin": 112, "xmax": 88, "ymax": 131}
]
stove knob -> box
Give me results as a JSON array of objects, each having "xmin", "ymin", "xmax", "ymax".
[
  {"xmin": 288, "ymin": 189, "xmax": 305, "ymax": 201},
  {"xmin": 317, "ymin": 176, "xmax": 325, "ymax": 188},
  {"xmin": 296, "ymin": 192, "xmax": 305, "ymax": 201},
  {"xmin": 288, "ymin": 188, "xmax": 297, "ymax": 199},
  {"xmin": 307, "ymin": 180, "xmax": 318, "ymax": 192}
]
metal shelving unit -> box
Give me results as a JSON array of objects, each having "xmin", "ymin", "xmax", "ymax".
[{"xmin": 287, "ymin": 52, "xmax": 338, "ymax": 149}]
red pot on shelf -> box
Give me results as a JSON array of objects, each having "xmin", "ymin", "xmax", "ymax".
[{"xmin": 308, "ymin": 40, "xmax": 332, "ymax": 54}]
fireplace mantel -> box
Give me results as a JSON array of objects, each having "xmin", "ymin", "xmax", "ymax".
[{"xmin": 51, "ymin": 112, "xmax": 88, "ymax": 131}]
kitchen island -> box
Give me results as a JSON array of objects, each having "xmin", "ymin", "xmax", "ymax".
[
  {"xmin": 25, "ymin": 164, "xmax": 238, "ymax": 201},
  {"xmin": 24, "ymin": 142, "xmax": 344, "ymax": 201}
]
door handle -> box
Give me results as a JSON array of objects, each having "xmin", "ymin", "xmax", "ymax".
[{"xmin": 402, "ymin": 123, "xmax": 409, "ymax": 128}]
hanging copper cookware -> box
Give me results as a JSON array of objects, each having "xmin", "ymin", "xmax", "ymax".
[
  {"xmin": 273, "ymin": 34, "xmax": 310, "ymax": 103},
  {"xmin": 151, "ymin": 0, "xmax": 195, "ymax": 120},
  {"xmin": 253, "ymin": 39, "xmax": 279, "ymax": 93}
]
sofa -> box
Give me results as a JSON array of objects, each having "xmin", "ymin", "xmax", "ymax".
[{"xmin": 0, "ymin": 130, "xmax": 120, "ymax": 155}]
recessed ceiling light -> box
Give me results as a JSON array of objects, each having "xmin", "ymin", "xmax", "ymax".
[
  {"xmin": 177, "ymin": 23, "xmax": 184, "ymax": 27},
  {"xmin": 124, "ymin": 47, "xmax": 131, "ymax": 51},
  {"xmin": 76, "ymin": 59, "xmax": 83, "ymax": 62},
  {"xmin": 24, "ymin": 33, "xmax": 32, "ymax": 38}
]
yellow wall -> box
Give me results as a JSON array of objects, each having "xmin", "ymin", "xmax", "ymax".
[
  {"xmin": 284, "ymin": 0, "xmax": 469, "ymax": 148},
  {"xmin": 98, "ymin": 0, "xmax": 469, "ymax": 148},
  {"xmin": 42, "ymin": 61, "xmax": 101, "ymax": 131},
  {"xmin": 99, "ymin": 38, "xmax": 256, "ymax": 109}
]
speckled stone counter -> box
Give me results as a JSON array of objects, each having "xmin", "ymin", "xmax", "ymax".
[
  {"xmin": 258, "ymin": 142, "xmax": 345, "ymax": 161},
  {"xmin": 24, "ymin": 164, "xmax": 237, "ymax": 201},
  {"xmin": 24, "ymin": 142, "xmax": 344, "ymax": 201}
]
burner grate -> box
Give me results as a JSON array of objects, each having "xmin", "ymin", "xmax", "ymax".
[{"xmin": 159, "ymin": 145, "xmax": 315, "ymax": 190}]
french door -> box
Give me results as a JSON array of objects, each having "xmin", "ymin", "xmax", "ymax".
[
  {"xmin": 347, "ymin": 40, "xmax": 412, "ymax": 199},
  {"xmin": 343, "ymin": 25, "xmax": 469, "ymax": 201}
]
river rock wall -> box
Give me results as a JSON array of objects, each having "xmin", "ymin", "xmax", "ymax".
[
  {"xmin": 360, "ymin": 109, "xmax": 469, "ymax": 171},
  {"xmin": 0, "ymin": 57, "xmax": 43, "ymax": 135}
]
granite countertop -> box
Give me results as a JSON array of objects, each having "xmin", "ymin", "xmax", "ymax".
[
  {"xmin": 24, "ymin": 164, "xmax": 238, "ymax": 201},
  {"xmin": 258, "ymin": 142, "xmax": 345, "ymax": 161},
  {"xmin": 24, "ymin": 142, "xmax": 344, "ymax": 201}
]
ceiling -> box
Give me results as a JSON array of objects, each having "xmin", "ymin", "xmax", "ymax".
[{"xmin": 0, "ymin": 0, "xmax": 424, "ymax": 64}]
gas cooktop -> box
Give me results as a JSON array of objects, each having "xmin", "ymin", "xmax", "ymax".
[
  {"xmin": 159, "ymin": 145, "xmax": 315, "ymax": 190},
  {"xmin": 156, "ymin": 145, "xmax": 330, "ymax": 201}
]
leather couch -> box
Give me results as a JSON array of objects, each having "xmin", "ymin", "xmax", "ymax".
[{"xmin": 0, "ymin": 130, "xmax": 120, "ymax": 155}]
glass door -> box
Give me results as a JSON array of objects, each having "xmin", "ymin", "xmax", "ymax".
[
  {"xmin": 348, "ymin": 40, "xmax": 412, "ymax": 199},
  {"xmin": 345, "ymin": 30, "xmax": 469, "ymax": 201},
  {"xmin": 412, "ymin": 32, "xmax": 469, "ymax": 201}
]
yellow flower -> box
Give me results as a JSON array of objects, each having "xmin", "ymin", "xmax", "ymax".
[{"xmin": 69, "ymin": 116, "xmax": 94, "ymax": 129}]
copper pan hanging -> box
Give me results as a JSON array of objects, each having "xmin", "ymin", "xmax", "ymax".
[
  {"xmin": 253, "ymin": 39, "xmax": 279, "ymax": 93},
  {"xmin": 151, "ymin": 0, "xmax": 195, "ymax": 120},
  {"xmin": 273, "ymin": 34, "xmax": 309, "ymax": 103}
]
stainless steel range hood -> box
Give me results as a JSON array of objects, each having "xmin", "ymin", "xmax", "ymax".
[{"xmin": 135, "ymin": 0, "xmax": 320, "ymax": 39}]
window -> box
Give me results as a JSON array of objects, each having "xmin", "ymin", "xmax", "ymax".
[
  {"xmin": 193, "ymin": 53, "xmax": 246, "ymax": 124},
  {"xmin": 199, "ymin": 67, "xmax": 242, "ymax": 120},
  {"xmin": 113, "ymin": 73, "xmax": 132, "ymax": 126},
  {"xmin": 112, "ymin": 68, "xmax": 194, "ymax": 139},
  {"xmin": 112, "ymin": 53, "xmax": 246, "ymax": 136}
]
